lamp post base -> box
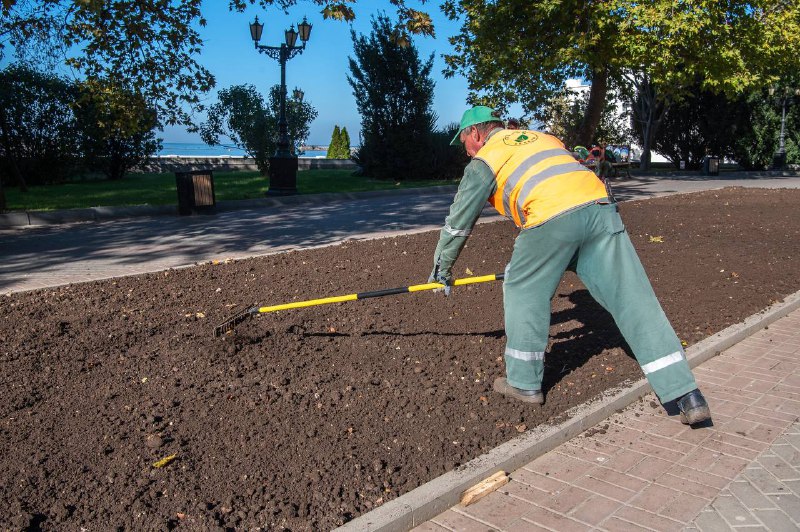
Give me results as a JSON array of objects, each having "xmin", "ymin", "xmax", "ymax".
[
  {"xmin": 267, "ymin": 156, "xmax": 299, "ymax": 195},
  {"xmin": 772, "ymin": 151, "xmax": 787, "ymax": 170}
]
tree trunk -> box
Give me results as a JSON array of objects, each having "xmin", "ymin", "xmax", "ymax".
[
  {"xmin": 640, "ymin": 130, "xmax": 652, "ymax": 170},
  {"xmin": 630, "ymin": 72, "xmax": 667, "ymax": 171},
  {"xmin": 0, "ymin": 175, "xmax": 6, "ymax": 212},
  {"xmin": 576, "ymin": 66, "xmax": 608, "ymax": 147},
  {"xmin": 0, "ymin": 105, "xmax": 28, "ymax": 192}
]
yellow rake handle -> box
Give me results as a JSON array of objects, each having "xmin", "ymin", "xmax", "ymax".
[{"xmin": 255, "ymin": 273, "xmax": 503, "ymax": 314}]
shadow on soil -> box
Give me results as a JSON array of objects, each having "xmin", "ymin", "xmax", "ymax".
[{"xmin": 542, "ymin": 289, "xmax": 635, "ymax": 393}]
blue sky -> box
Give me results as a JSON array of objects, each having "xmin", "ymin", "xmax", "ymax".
[{"xmin": 163, "ymin": 1, "xmax": 473, "ymax": 146}]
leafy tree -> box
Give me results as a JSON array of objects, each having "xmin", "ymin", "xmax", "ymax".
[
  {"xmin": 275, "ymin": 85, "xmax": 318, "ymax": 156},
  {"xmin": 200, "ymin": 84, "xmax": 317, "ymax": 175},
  {"xmin": 1, "ymin": 1, "xmax": 212, "ymax": 127},
  {"xmin": 648, "ymin": 86, "xmax": 748, "ymax": 169},
  {"xmin": 643, "ymin": 77, "xmax": 800, "ymax": 170},
  {"xmin": 731, "ymin": 84, "xmax": 800, "ymax": 169},
  {"xmin": 0, "ymin": 64, "xmax": 163, "ymax": 210},
  {"xmin": 339, "ymin": 127, "xmax": 351, "ymax": 158},
  {"xmin": 200, "ymin": 85, "xmax": 274, "ymax": 174},
  {"xmin": 348, "ymin": 14, "xmax": 438, "ymax": 179},
  {"xmin": 1, "ymin": 1, "xmax": 436, "ymax": 129},
  {"xmin": 443, "ymin": 0, "xmax": 800, "ymax": 151},
  {"xmin": 326, "ymin": 126, "xmax": 352, "ymax": 158},
  {"xmin": 544, "ymin": 85, "xmax": 631, "ymax": 150},
  {"xmin": 74, "ymin": 82, "xmax": 162, "ymax": 181},
  {"xmin": 327, "ymin": 125, "xmax": 342, "ymax": 159},
  {"xmin": 543, "ymin": 90, "xmax": 585, "ymax": 150},
  {"xmin": 430, "ymin": 122, "xmax": 470, "ymax": 180},
  {"xmin": 229, "ymin": 1, "xmax": 435, "ymax": 42},
  {"xmin": 0, "ymin": 64, "xmax": 80, "ymax": 191}
]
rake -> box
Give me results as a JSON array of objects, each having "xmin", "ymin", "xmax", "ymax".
[{"xmin": 213, "ymin": 272, "xmax": 504, "ymax": 337}]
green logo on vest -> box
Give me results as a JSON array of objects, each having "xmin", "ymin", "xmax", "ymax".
[{"xmin": 503, "ymin": 130, "xmax": 538, "ymax": 146}]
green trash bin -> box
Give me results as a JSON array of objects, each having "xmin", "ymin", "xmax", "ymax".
[{"xmin": 176, "ymin": 170, "xmax": 216, "ymax": 215}]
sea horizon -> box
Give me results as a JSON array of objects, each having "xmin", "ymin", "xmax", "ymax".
[{"xmin": 158, "ymin": 142, "xmax": 328, "ymax": 158}]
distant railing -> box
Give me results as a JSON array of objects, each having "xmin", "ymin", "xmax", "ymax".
[{"xmin": 135, "ymin": 156, "xmax": 359, "ymax": 173}]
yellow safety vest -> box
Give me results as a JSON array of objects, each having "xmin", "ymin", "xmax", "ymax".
[{"xmin": 475, "ymin": 129, "xmax": 608, "ymax": 229}]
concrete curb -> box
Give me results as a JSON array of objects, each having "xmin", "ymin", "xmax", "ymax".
[
  {"xmin": 0, "ymin": 185, "xmax": 459, "ymax": 229},
  {"xmin": 336, "ymin": 289, "xmax": 800, "ymax": 531}
]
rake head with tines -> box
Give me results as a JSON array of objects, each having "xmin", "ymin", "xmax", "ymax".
[{"xmin": 213, "ymin": 305, "xmax": 259, "ymax": 337}]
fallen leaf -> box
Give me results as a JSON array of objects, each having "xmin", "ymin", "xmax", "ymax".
[
  {"xmin": 153, "ymin": 453, "xmax": 177, "ymax": 468},
  {"xmin": 465, "ymin": 267, "xmax": 474, "ymax": 276},
  {"xmin": 649, "ymin": 236, "xmax": 664, "ymax": 243},
  {"xmin": 515, "ymin": 424, "xmax": 527, "ymax": 433},
  {"xmin": 195, "ymin": 312, "xmax": 205, "ymax": 318}
]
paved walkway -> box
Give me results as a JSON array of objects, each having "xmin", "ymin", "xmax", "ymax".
[{"xmin": 413, "ymin": 308, "xmax": 800, "ymax": 531}]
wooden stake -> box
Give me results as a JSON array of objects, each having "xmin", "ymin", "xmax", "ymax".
[{"xmin": 460, "ymin": 471, "xmax": 509, "ymax": 506}]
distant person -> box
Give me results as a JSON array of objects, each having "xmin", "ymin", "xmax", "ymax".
[
  {"xmin": 589, "ymin": 145, "xmax": 614, "ymax": 182},
  {"xmin": 573, "ymin": 145, "xmax": 590, "ymax": 162},
  {"xmin": 428, "ymin": 105, "xmax": 711, "ymax": 426}
]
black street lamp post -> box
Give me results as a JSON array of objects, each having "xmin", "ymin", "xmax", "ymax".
[
  {"xmin": 770, "ymin": 85, "xmax": 799, "ymax": 170},
  {"xmin": 250, "ymin": 15, "xmax": 312, "ymax": 195}
]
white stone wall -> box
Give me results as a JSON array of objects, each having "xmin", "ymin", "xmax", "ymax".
[{"xmin": 135, "ymin": 156, "xmax": 359, "ymax": 173}]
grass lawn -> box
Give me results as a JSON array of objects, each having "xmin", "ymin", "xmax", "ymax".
[{"xmin": 4, "ymin": 169, "xmax": 458, "ymax": 212}]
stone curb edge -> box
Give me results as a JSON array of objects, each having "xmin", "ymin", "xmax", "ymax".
[
  {"xmin": 336, "ymin": 289, "xmax": 800, "ymax": 531},
  {"xmin": 0, "ymin": 185, "xmax": 459, "ymax": 229}
]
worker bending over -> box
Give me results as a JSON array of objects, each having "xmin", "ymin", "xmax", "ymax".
[{"xmin": 429, "ymin": 106, "xmax": 710, "ymax": 425}]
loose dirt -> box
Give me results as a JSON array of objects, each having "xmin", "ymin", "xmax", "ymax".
[{"xmin": 1, "ymin": 187, "xmax": 799, "ymax": 530}]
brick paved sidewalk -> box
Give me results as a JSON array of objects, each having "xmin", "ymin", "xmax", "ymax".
[{"xmin": 413, "ymin": 308, "xmax": 800, "ymax": 531}]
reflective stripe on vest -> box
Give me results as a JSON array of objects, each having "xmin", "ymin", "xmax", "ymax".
[{"xmin": 475, "ymin": 130, "xmax": 608, "ymax": 228}]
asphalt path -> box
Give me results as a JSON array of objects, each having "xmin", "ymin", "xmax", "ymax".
[{"xmin": 1, "ymin": 172, "xmax": 799, "ymax": 295}]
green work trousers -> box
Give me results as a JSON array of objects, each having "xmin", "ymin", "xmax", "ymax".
[{"xmin": 502, "ymin": 202, "xmax": 697, "ymax": 403}]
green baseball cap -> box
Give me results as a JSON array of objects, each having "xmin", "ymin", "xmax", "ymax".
[{"xmin": 450, "ymin": 106, "xmax": 500, "ymax": 146}]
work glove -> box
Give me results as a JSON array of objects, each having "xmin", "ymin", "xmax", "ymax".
[{"xmin": 428, "ymin": 263, "xmax": 452, "ymax": 296}]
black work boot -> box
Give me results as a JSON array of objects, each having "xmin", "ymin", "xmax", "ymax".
[
  {"xmin": 493, "ymin": 378, "xmax": 544, "ymax": 404},
  {"xmin": 677, "ymin": 389, "xmax": 711, "ymax": 425}
]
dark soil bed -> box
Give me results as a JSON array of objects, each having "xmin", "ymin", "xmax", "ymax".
[{"xmin": 2, "ymin": 187, "xmax": 799, "ymax": 531}]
